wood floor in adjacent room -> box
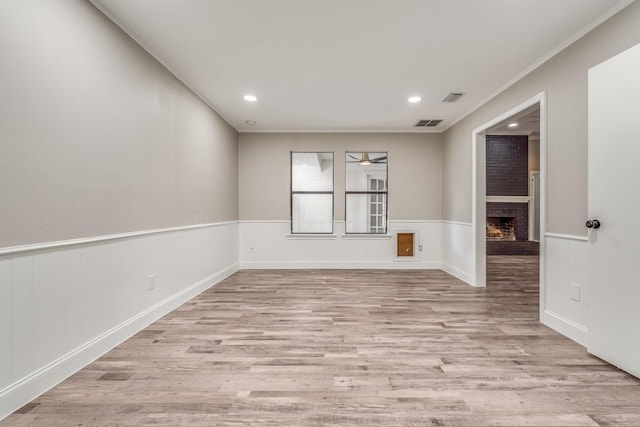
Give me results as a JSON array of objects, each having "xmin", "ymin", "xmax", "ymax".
[{"xmin": 4, "ymin": 256, "xmax": 640, "ymax": 426}]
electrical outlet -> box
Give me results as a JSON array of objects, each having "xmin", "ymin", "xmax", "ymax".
[
  {"xmin": 418, "ymin": 244, "xmax": 423, "ymax": 252},
  {"xmin": 147, "ymin": 274, "xmax": 156, "ymax": 291},
  {"xmin": 249, "ymin": 247, "xmax": 254, "ymax": 254},
  {"xmin": 570, "ymin": 282, "xmax": 581, "ymax": 302}
]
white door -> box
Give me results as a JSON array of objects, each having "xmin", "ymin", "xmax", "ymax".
[{"xmin": 587, "ymin": 42, "xmax": 640, "ymax": 378}]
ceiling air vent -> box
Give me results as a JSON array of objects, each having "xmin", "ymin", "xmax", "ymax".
[
  {"xmin": 442, "ymin": 92, "xmax": 464, "ymax": 103},
  {"xmin": 415, "ymin": 119, "xmax": 442, "ymax": 127}
]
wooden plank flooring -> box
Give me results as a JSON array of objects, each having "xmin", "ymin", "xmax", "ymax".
[{"xmin": 4, "ymin": 256, "xmax": 640, "ymax": 426}]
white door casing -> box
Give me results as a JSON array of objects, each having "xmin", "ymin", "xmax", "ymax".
[{"xmin": 587, "ymin": 42, "xmax": 640, "ymax": 378}]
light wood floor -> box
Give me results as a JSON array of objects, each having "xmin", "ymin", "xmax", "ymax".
[{"xmin": 4, "ymin": 256, "xmax": 640, "ymax": 426}]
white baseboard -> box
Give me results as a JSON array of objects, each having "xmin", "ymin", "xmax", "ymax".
[
  {"xmin": 441, "ymin": 262, "xmax": 473, "ymax": 285},
  {"xmin": 0, "ymin": 263, "xmax": 238, "ymax": 420},
  {"xmin": 240, "ymin": 261, "xmax": 441, "ymax": 270},
  {"xmin": 542, "ymin": 309, "xmax": 588, "ymax": 347}
]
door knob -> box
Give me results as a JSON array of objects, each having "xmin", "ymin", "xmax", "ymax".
[{"xmin": 586, "ymin": 219, "xmax": 601, "ymax": 229}]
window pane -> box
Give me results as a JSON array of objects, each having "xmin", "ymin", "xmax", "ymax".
[
  {"xmin": 346, "ymin": 193, "xmax": 387, "ymax": 233},
  {"xmin": 291, "ymin": 152, "xmax": 333, "ymax": 191},
  {"xmin": 292, "ymin": 194, "xmax": 333, "ymax": 233},
  {"xmin": 345, "ymin": 152, "xmax": 387, "ymax": 191}
]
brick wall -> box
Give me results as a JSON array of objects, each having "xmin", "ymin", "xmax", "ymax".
[{"xmin": 486, "ymin": 135, "xmax": 528, "ymax": 196}]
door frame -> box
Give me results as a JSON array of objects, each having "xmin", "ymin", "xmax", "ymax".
[
  {"xmin": 471, "ymin": 92, "xmax": 546, "ymax": 316},
  {"xmin": 529, "ymin": 170, "xmax": 540, "ymax": 242}
]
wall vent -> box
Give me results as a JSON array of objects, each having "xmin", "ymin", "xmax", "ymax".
[
  {"xmin": 442, "ymin": 92, "xmax": 464, "ymax": 102},
  {"xmin": 415, "ymin": 119, "xmax": 442, "ymax": 127}
]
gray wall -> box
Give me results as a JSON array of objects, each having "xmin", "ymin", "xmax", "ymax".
[
  {"xmin": 0, "ymin": 0, "xmax": 238, "ymax": 248},
  {"xmin": 529, "ymin": 139, "xmax": 540, "ymax": 173},
  {"xmin": 239, "ymin": 133, "xmax": 443, "ymax": 221},
  {"xmin": 443, "ymin": 1, "xmax": 640, "ymax": 236}
]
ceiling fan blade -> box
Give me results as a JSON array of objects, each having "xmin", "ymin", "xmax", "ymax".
[{"xmin": 345, "ymin": 153, "xmax": 388, "ymax": 164}]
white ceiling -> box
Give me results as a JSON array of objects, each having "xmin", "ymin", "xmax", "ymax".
[
  {"xmin": 488, "ymin": 105, "xmax": 541, "ymax": 138},
  {"xmin": 91, "ymin": 0, "xmax": 631, "ymax": 133}
]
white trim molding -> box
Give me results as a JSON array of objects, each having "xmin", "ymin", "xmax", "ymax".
[
  {"xmin": 240, "ymin": 261, "xmax": 442, "ymax": 270},
  {"xmin": 441, "ymin": 220, "xmax": 472, "ymax": 227},
  {"xmin": 441, "ymin": 262, "xmax": 473, "ymax": 285},
  {"xmin": 542, "ymin": 309, "xmax": 588, "ymax": 347},
  {"xmin": 545, "ymin": 232, "xmax": 589, "ymax": 242},
  {"xmin": 486, "ymin": 196, "xmax": 531, "ymax": 203},
  {"xmin": 471, "ymin": 92, "xmax": 547, "ymax": 290},
  {"xmin": 389, "ymin": 220, "xmax": 442, "ymax": 224},
  {"xmin": 287, "ymin": 234, "xmax": 338, "ymax": 240},
  {"xmin": 238, "ymin": 220, "xmax": 289, "ymax": 224},
  {"xmin": 341, "ymin": 234, "xmax": 393, "ymax": 240},
  {"xmin": 0, "ymin": 221, "xmax": 238, "ymax": 256}
]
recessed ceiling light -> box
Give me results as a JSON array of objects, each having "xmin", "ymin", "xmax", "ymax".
[
  {"xmin": 244, "ymin": 95, "xmax": 257, "ymax": 102},
  {"xmin": 408, "ymin": 96, "xmax": 422, "ymax": 103},
  {"xmin": 508, "ymin": 122, "xmax": 518, "ymax": 128},
  {"xmin": 245, "ymin": 120, "xmax": 256, "ymax": 126}
]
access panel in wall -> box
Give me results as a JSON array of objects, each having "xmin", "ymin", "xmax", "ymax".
[{"xmin": 397, "ymin": 232, "xmax": 414, "ymax": 257}]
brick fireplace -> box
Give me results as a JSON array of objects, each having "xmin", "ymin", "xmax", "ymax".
[
  {"xmin": 487, "ymin": 216, "xmax": 516, "ymax": 240},
  {"xmin": 486, "ymin": 202, "xmax": 528, "ymax": 241},
  {"xmin": 486, "ymin": 134, "xmax": 530, "ymax": 242}
]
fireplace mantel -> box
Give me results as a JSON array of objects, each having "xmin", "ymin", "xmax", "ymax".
[{"xmin": 486, "ymin": 196, "xmax": 531, "ymax": 203}]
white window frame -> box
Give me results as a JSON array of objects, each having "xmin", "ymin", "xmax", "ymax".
[
  {"xmin": 290, "ymin": 151, "xmax": 334, "ymax": 234},
  {"xmin": 345, "ymin": 152, "xmax": 388, "ymax": 234}
]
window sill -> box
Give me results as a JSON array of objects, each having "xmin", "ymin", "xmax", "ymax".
[
  {"xmin": 287, "ymin": 234, "xmax": 337, "ymax": 240},
  {"xmin": 341, "ymin": 234, "xmax": 393, "ymax": 240}
]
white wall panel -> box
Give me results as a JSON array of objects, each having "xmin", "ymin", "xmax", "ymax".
[
  {"xmin": 441, "ymin": 221, "xmax": 473, "ymax": 285},
  {"xmin": 156, "ymin": 232, "xmax": 184, "ymax": 300},
  {"xmin": 108, "ymin": 237, "xmax": 150, "ymax": 322},
  {"xmin": 542, "ymin": 234, "xmax": 588, "ymax": 345},
  {"xmin": 0, "ymin": 256, "xmax": 11, "ymax": 390},
  {"xmin": 239, "ymin": 220, "xmax": 441, "ymax": 269},
  {"xmin": 31, "ymin": 250, "xmax": 68, "ymax": 372},
  {"xmin": 0, "ymin": 222, "xmax": 239, "ymax": 420},
  {"xmin": 10, "ymin": 254, "xmax": 32, "ymax": 383},
  {"xmin": 66, "ymin": 243, "xmax": 109, "ymax": 351}
]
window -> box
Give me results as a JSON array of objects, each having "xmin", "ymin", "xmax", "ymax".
[
  {"xmin": 345, "ymin": 152, "xmax": 388, "ymax": 234},
  {"xmin": 290, "ymin": 152, "xmax": 334, "ymax": 233}
]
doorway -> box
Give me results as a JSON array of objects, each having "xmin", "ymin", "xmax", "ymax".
[
  {"xmin": 485, "ymin": 108, "xmax": 540, "ymax": 257},
  {"xmin": 471, "ymin": 93, "xmax": 546, "ymax": 318}
]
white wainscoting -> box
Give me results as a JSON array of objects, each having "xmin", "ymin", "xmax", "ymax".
[
  {"xmin": 239, "ymin": 220, "xmax": 441, "ymax": 269},
  {"xmin": 541, "ymin": 233, "xmax": 589, "ymax": 345},
  {"xmin": 0, "ymin": 222, "xmax": 239, "ymax": 420},
  {"xmin": 441, "ymin": 221, "xmax": 473, "ymax": 285}
]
